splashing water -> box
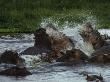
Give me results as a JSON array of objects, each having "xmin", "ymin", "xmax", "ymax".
[
  {"xmin": 40, "ymin": 16, "xmax": 96, "ymax": 56},
  {"xmin": 62, "ymin": 26, "xmax": 94, "ymax": 57}
]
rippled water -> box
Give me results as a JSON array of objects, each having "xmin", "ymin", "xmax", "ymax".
[
  {"xmin": 0, "ymin": 30, "xmax": 110, "ymax": 82},
  {"xmin": 0, "ymin": 34, "xmax": 34, "ymax": 53}
]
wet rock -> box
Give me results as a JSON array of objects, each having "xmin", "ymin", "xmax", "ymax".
[
  {"xmin": 90, "ymin": 45, "xmax": 110, "ymax": 63},
  {"xmin": 0, "ymin": 66, "xmax": 32, "ymax": 76},
  {"xmin": 56, "ymin": 49, "xmax": 88, "ymax": 62},
  {"xmin": 86, "ymin": 74, "xmax": 103, "ymax": 82},
  {"xmin": 0, "ymin": 50, "xmax": 24, "ymax": 65}
]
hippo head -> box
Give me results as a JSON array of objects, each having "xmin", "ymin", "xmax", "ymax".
[
  {"xmin": 83, "ymin": 22, "xmax": 94, "ymax": 32},
  {"xmin": 34, "ymin": 28, "xmax": 52, "ymax": 49},
  {"xmin": 80, "ymin": 23, "xmax": 105, "ymax": 50}
]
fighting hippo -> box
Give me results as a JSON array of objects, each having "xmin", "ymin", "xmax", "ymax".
[
  {"xmin": 0, "ymin": 50, "xmax": 24, "ymax": 65},
  {"xmin": 90, "ymin": 45, "xmax": 110, "ymax": 63},
  {"xmin": 21, "ymin": 24, "xmax": 74, "ymax": 56},
  {"xmin": 21, "ymin": 28, "xmax": 52, "ymax": 55},
  {"xmin": 80, "ymin": 23, "xmax": 105, "ymax": 50},
  {"xmin": 45, "ymin": 23, "xmax": 74, "ymax": 52},
  {"xmin": 56, "ymin": 49, "xmax": 88, "ymax": 62},
  {"xmin": 86, "ymin": 74, "xmax": 103, "ymax": 82},
  {"xmin": 41, "ymin": 49, "xmax": 65, "ymax": 63},
  {"xmin": 0, "ymin": 66, "xmax": 32, "ymax": 77}
]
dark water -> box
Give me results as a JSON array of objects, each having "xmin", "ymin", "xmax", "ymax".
[{"xmin": 0, "ymin": 34, "xmax": 110, "ymax": 82}]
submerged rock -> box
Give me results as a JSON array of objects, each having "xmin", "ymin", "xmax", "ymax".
[
  {"xmin": 0, "ymin": 66, "xmax": 32, "ymax": 76},
  {"xmin": 0, "ymin": 50, "xmax": 24, "ymax": 65}
]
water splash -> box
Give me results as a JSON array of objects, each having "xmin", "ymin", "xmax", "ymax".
[
  {"xmin": 61, "ymin": 24, "xmax": 95, "ymax": 57},
  {"xmin": 40, "ymin": 15, "xmax": 96, "ymax": 56}
]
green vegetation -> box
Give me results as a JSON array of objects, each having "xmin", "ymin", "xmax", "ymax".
[{"xmin": 0, "ymin": 0, "xmax": 110, "ymax": 33}]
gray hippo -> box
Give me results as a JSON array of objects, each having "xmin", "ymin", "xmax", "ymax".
[
  {"xmin": 56, "ymin": 49, "xmax": 88, "ymax": 62},
  {"xmin": 21, "ymin": 28, "xmax": 52, "ymax": 55},
  {"xmin": 0, "ymin": 50, "xmax": 24, "ymax": 65},
  {"xmin": 86, "ymin": 74, "xmax": 103, "ymax": 82},
  {"xmin": 90, "ymin": 45, "xmax": 110, "ymax": 63},
  {"xmin": 21, "ymin": 24, "xmax": 74, "ymax": 56},
  {"xmin": 80, "ymin": 23, "xmax": 105, "ymax": 50},
  {"xmin": 0, "ymin": 66, "xmax": 32, "ymax": 77}
]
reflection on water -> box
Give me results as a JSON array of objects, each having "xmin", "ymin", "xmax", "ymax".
[{"xmin": 0, "ymin": 33, "xmax": 110, "ymax": 82}]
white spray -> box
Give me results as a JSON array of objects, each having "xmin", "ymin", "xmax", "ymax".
[{"xmin": 40, "ymin": 16, "xmax": 96, "ymax": 57}]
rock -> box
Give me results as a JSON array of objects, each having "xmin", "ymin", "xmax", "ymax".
[
  {"xmin": 90, "ymin": 45, "xmax": 110, "ymax": 63},
  {"xmin": 0, "ymin": 66, "xmax": 32, "ymax": 76},
  {"xmin": 0, "ymin": 50, "xmax": 24, "ymax": 65},
  {"xmin": 56, "ymin": 49, "xmax": 88, "ymax": 62}
]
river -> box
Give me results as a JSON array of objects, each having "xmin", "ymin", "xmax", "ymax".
[{"xmin": 0, "ymin": 29, "xmax": 110, "ymax": 82}]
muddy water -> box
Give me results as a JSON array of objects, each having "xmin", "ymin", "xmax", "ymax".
[{"xmin": 0, "ymin": 33, "xmax": 110, "ymax": 82}]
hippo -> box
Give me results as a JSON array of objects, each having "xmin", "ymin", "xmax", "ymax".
[
  {"xmin": 21, "ymin": 24, "xmax": 74, "ymax": 56},
  {"xmin": 0, "ymin": 66, "xmax": 32, "ymax": 77},
  {"xmin": 86, "ymin": 74, "xmax": 103, "ymax": 82},
  {"xmin": 80, "ymin": 23, "xmax": 105, "ymax": 50},
  {"xmin": 41, "ymin": 49, "xmax": 65, "ymax": 63},
  {"xmin": 88, "ymin": 31, "xmax": 105, "ymax": 49},
  {"xmin": 34, "ymin": 28, "xmax": 52, "ymax": 49},
  {"xmin": 56, "ymin": 49, "xmax": 88, "ymax": 62},
  {"xmin": 0, "ymin": 50, "xmax": 24, "ymax": 65},
  {"xmin": 90, "ymin": 45, "xmax": 110, "ymax": 63},
  {"xmin": 21, "ymin": 28, "xmax": 52, "ymax": 55},
  {"xmin": 45, "ymin": 23, "xmax": 74, "ymax": 52}
]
